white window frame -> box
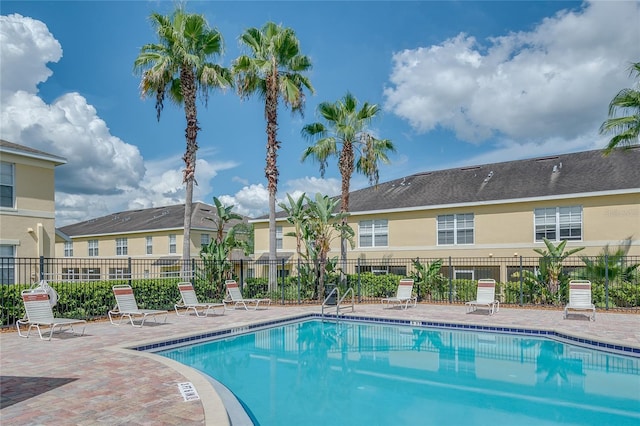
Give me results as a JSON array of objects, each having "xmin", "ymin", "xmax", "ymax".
[
  {"xmin": 64, "ymin": 241, "xmax": 73, "ymax": 257},
  {"xmin": 146, "ymin": 236, "xmax": 153, "ymax": 255},
  {"xmin": 454, "ymin": 269, "xmax": 474, "ymax": 280},
  {"xmin": 276, "ymin": 226, "xmax": 283, "ymax": 250},
  {"xmin": 201, "ymin": 233, "xmax": 210, "ymax": 248},
  {"xmin": 169, "ymin": 234, "xmax": 177, "ymax": 254},
  {"xmin": 88, "ymin": 240, "xmax": 99, "ymax": 257},
  {"xmin": 0, "ymin": 244, "xmax": 16, "ymax": 284},
  {"xmin": 0, "ymin": 161, "xmax": 15, "ymax": 208},
  {"xmin": 534, "ymin": 206, "xmax": 583, "ymax": 242},
  {"xmin": 437, "ymin": 214, "xmax": 474, "ymax": 245},
  {"xmin": 116, "ymin": 238, "xmax": 128, "ymax": 256},
  {"xmin": 359, "ymin": 219, "xmax": 388, "ymax": 248}
]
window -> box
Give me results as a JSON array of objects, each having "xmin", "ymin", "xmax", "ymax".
[
  {"xmin": 437, "ymin": 214, "xmax": 474, "ymax": 245},
  {"xmin": 88, "ymin": 240, "xmax": 99, "ymax": 257},
  {"xmin": 146, "ymin": 236, "xmax": 153, "ymax": 255},
  {"xmin": 64, "ymin": 241, "xmax": 73, "ymax": 257},
  {"xmin": 81, "ymin": 268, "xmax": 100, "ymax": 280},
  {"xmin": 169, "ymin": 234, "xmax": 176, "ymax": 254},
  {"xmin": 359, "ymin": 220, "xmax": 388, "ymax": 247},
  {"xmin": 201, "ymin": 233, "xmax": 210, "ymax": 248},
  {"xmin": 0, "ymin": 162, "xmax": 15, "ymax": 208},
  {"xmin": 0, "ymin": 245, "xmax": 16, "ymax": 284},
  {"xmin": 454, "ymin": 269, "xmax": 474, "ymax": 280},
  {"xmin": 62, "ymin": 268, "xmax": 79, "ymax": 281},
  {"xmin": 276, "ymin": 226, "xmax": 283, "ymax": 250},
  {"xmin": 109, "ymin": 268, "xmax": 131, "ymax": 279},
  {"xmin": 116, "ymin": 238, "xmax": 128, "ymax": 256},
  {"xmin": 535, "ymin": 206, "xmax": 582, "ymax": 242}
]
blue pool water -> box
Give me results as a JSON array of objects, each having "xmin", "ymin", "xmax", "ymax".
[{"xmin": 159, "ymin": 320, "xmax": 640, "ymax": 426}]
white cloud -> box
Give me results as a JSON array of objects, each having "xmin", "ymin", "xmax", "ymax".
[
  {"xmin": 383, "ymin": 1, "xmax": 640, "ymax": 144},
  {"xmin": 218, "ymin": 176, "xmax": 341, "ymax": 219},
  {"xmin": 218, "ymin": 184, "xmax": 270, "ymax": 218},
  {"xmin": 0, "ymin": 13, "xmax": 242, "ymax": 226},
  {"xmin": 0, "ymin": 14, "xmax": 62, "ymax": 97},
  {"xmin": 1, "ymin": 13, "xmax": 146, "ymax": 198}
]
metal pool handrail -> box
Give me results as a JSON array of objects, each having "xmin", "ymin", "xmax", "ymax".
[{"xmin": 322, "ymin": 287, "xmax": 355, "ymax": 317}]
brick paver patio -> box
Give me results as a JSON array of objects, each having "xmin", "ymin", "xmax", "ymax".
[{"xmin": 1, "ymin": 304, "xmax": 638, "ymax": 425}]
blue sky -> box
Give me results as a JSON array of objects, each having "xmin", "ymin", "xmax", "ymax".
[{"xmin": 1, "ymin": 1, "xmax": 638, "ymax": 226}]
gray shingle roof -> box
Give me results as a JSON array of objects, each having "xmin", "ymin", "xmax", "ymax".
[
  {"xmin": 259, "ymin": 147, "xmax": 640, "ymax": 220},
  {"xmin": 58, "ymin": 202, "xmax": 247, "ymax": 237},
  {"xmin": 0, "ymin": 139, "xmax": 67, "ymax": 165}
]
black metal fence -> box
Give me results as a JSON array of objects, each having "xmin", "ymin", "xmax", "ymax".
[{"xmin": 1, "ymin": 255, "xmax": 638, "ymax": 327}]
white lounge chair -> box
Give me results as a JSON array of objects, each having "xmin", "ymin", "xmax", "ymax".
[
  {"xmin": 108, "ymin": 285, "xmax": 168, "ymax": 327},
  {"xmin": 17, "ymin": 289, "xmax": 86, "ymax": 341},
  {"xmin": 381, "ymin": 278, "xmax": 417, "ymax": 310},
  {"xmin": 224, "ymin": 280, "xmax": 271, "ymax": 310},
  {"xmin": 175, "ymin": 282, "xmax": 224, "ymax": 317},
  {"xmin": 564, "ymin": 280, "xmax": 596, "ymax": 321},
  {"xmin": 465, "ymin": 279, "xmax": 499, "ymax": 315}
]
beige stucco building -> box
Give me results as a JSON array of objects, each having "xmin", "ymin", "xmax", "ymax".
[
  {"xmin": 251, "ymin": 148, "xmax": 640, "ymax": 279},
  {"xmin": 54, "ymin": 202, "xmax": 248, "ymax": 280},
  {"xmin": 0, "ymin": 140, "xmax": 66, "ymax": 262}
]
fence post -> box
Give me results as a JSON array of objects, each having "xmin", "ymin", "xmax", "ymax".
[
  {"xmin": 39, "ymin": 256, "xmax": 45, "ymax": 281},
  {"xmin": 128, "ymin": 257, "xmax": 132, "ymax": 286},
  {"xmin": 281, "ymin": 258, "xmax": 285, "ymax": 305},
  {"xmin": 239, "ymin": 259, "xmax": 244, "ymax": 291},
  {"xmin": 297, "ymin": 258, "xmax": 301, "ymax": 305},
  {"xmin": 415, "ymin": 257, "xmax": 421, "ymax": 301},
  {"xmin": 448, "ymin": 256, "xmax": 453, "ymax": 304},
  {"xmin": 604, "ymin": 253, "xmax": 609, "ymax": 310},
  {"xmin": 357, "ymin": 258, "xmax": 362, "ymax": 303},
  {"xmin": 519, "ymin": 256, "xmax": 523, "ymax": 306}
]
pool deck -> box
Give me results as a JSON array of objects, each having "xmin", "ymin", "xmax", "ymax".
[{"xmin": 1, "ymin": 303, "xmax": 639, "ymax": 425}]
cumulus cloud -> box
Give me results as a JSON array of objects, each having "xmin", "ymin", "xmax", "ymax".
[
  {"xmin": 0, "ymin": 13, "xmax": 241, "ymax": 225},
  {"xmin": 218, "ymin": 176, "xmax": 341, "ymax": 219},
  {"xmin": 0, "ymin": 14, "xmax": 62, "ymax": 96},
  {"xmin": 1, "ymin": 13, "xmax": 146, "ymax": 198},
  {"xmin": 383, "ymin": 1, "xmax": 640, "ymax": 144}
]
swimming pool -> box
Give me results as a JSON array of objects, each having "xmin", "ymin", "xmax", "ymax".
[{"xmin": 158, "ymin": 319, "xmax": 640, "ymax": 426}]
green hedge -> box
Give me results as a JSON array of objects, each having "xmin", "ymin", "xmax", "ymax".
[{"xmin": 1, "ymin": 279, "xmax": 184, "ymax": 326}]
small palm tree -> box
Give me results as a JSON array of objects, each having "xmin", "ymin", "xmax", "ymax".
[
  {"xmin": 302, "ymin": 92, "xmax": 395, "ymax": 277},
  {"xmin": 134, "ymin": 6, "xmax": 232, "ymax": 276},
  {"xmin": 600, "ymin": 62, "xmax": 640, "ymax": 155},
  {"xmin": 303, "ymin": 193, "xmax": 354, "ymax": 300},
  {"xmin": 576, "ymin": 238, "xmax": 639, "ymax": 283},
  {"xmin": 233, "ymin": 22, "xmax": 314, "ymax": 290},
  {"xmin": 410, "ymin": 258, "xmax": 445, "ymax": 301},
  {"xmin": 277, "ymin": 193, "xmax": 308, "ymax": 259},
  {"xmin": 534, "ymin": 238, "xmax": 584, "ymax": 303},
  {"xmin": 210, "ymin": 196, "xmax": 243, "ymax": 244},
  {"xmin": 198, "ymin": 198, "xmax": 248, "ymax": 299}
]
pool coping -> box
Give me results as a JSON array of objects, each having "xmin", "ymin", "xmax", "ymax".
[
  {"xmin": 126, "ymin": 310, "xmax": 639, "ymax": 425},
  {"xmin": 133, "ymin": 312, "xmax": 640, "ymax": 358}
]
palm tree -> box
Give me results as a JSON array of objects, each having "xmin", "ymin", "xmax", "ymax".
[
  {"xmin": 301, "ymin": 92, "xmax": 395, "ymax": 276},
  {"xmin": 134, "ymin": 6, "xmax": 232, "ymax": 277},
  {"xmin": 600, "ymin": 62, "xmax": 640, "ymax": 155},
  {"xmin": 277, "ymin": 193, "xmax": 308, "ymax": 258},
  {"xmin": 303, "ymin": 193, "xmax": 354, "ymax": 300},
  {"xmin": 233, "ymin": 21, "xmax": 314, "ymax": 290},
  {"xmin": 210, "ymin": 196, "xmax": 243, "ymax": 244},
  {"xmin": 534, "ymin": 238, "xmax": 584, "ymax": 303}
]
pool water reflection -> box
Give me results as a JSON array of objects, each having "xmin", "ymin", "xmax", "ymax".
[{"xmin": 160, "ymin": 320, "xmax": 640, "ymax": 426}]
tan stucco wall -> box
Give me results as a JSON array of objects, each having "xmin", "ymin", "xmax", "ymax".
[
  {"xmin": 54, "ymin": 230, "xmax": 214, "ymax": 258},
  {"xmin": 1, "ymin": 152, "xmax": 58, "ymax": 258},
  {"xmin": 252, "ymin": 192, "xmax": 640, "ymax": 259}
]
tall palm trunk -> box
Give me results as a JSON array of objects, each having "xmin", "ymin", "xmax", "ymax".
[
  {"xmin": 266, "ymin": 67, "xmax": 279, "ymax": 291},
  {"xmin": 338, "ymin": 142, "xmax": 354, "ymax": 282},
  {"xmin": 181, "ymin": 66, "xmax": 199, "ymax": 278}
]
